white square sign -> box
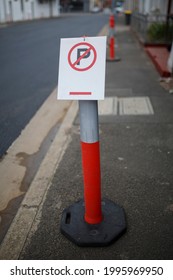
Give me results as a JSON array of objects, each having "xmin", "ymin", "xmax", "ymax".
[{"xmin": 57, "ymin": 36, "xmax": 107, "ymax": 100}]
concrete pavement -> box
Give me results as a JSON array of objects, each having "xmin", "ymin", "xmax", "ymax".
[{"xmin": 0, "ymin": 16, "xmax": 173, "ymax": 260}]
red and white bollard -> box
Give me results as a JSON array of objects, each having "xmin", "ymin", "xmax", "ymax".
[
  {"xmin": 109, "ymin": 14, "xmax": 115, "ymax": 59},
  {"xmin": 60, "ymin": 100, "xmax": 126, "ymax": 246},
  {"xmin": 107, "ymin": 14, "xmax": 121, "ymax": 62},
  {"xmin": 79, "ymin": 100, "xmax": 102, "ymax": 225}
]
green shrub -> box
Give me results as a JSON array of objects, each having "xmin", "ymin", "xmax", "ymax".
[{"xmin": 147, "ymin": 22, "xmax": 173, "ymax": 43}]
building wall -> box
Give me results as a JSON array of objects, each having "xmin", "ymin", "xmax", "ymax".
[
  {"xmin": 124, "ymin": 0, "xmax": 133, "ymax": 10},
  {"xmin": 125, "ymin": 0, "xmax": 173, "ymax": 15},
  {"xmin": 139, "ymin": 0, "xmax": 168, "ymax": 14},
  {"xmin": 0, "ymin": 0, "xmax": 6, "ymax": 22},
  {"xmin": 23, "ymin": 0, "xmax": 33, "ymax": 20},
  {"xmin": 0, "ymin": 0, "xmax": 60, "ymax": 23}
]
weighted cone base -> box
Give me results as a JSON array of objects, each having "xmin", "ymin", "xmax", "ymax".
[
  {"xmin": 60, "ymin": 198, "xmax": 126, "ymax": 246},
  {"xmin": 107, "ymin": 57, "xmax": 121, "ymax": 62}
]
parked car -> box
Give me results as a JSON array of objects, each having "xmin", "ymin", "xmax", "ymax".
[
  {"xmin": 91, "ymin": 6, "xmax": 101, "ymax": 13},
  {"xmin": 114, "ymin": 2, "xmax": 124, "ymax": 14},
  {"xmin": 115, "ymin": 6, "xmax": 124, "ymax": 13}
]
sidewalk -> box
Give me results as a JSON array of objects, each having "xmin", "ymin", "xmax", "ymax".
[
  {"xmin": 145, "ymin": 46, "xmax": 170, "ymax": 77},
  {"xmin": 1, "ymin": 18, "xmax": 173, "ymax": 260}
]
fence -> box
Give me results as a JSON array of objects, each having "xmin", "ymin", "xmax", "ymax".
[{"xmin": 131, "ymin": 12, "xmax": 173, "ymax": 45}]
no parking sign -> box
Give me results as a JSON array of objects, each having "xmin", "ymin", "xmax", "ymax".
[
  {"xmin": 58, "ymin": 35, "xmax": 127, "ymax": 246},
  {"xmin": 57, "ymin": 36, "xmax": 107, "ymax": 100}
]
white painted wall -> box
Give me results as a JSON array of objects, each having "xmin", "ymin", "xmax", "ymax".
[
  {"xmin": 125, "ymin": 0, "xmax": 173, "ymax": 15},
  {"xmin": 149, "ymin": 0, "xmax": 167, "ymax": 14},
  {"xmin": 23, "ymin": 0, "xmax": 32, "ymax": 20},
  {"xmin": 12, "ymin": 0, "xmax": 22, "ymax": 21},
  {"xmin": 0, "ymin": 0, "xmax": 60, "ymax": 23},
  {"xmin": 0, "ymin": 0, "xmax": 6, "ymax": 23}
]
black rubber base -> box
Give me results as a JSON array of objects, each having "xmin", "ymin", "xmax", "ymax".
[
  {"xmin": 60, "ymin": 199, "xmax": 126, "ymax": 246},
  {"xmin": 107, "ymin": 57, "xmax": 121, "ymax": 62}
]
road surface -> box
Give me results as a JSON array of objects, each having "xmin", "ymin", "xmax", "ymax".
[{"xmin": 0, "ymin": 13, "xmax": 108, "ymax": 157}]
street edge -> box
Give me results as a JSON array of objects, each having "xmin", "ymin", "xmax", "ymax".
[
  {"xmin": 0, "ymin": 24, "xmax": 108, "ymax": 260},
  {"xmin": 0, "ymin": 100, "xmax": 78, "ymax": 260}
]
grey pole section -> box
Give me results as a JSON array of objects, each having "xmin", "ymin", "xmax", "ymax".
[{"xmin": 79, "ymin": 100, "xmax": 99, "ymax": 143}]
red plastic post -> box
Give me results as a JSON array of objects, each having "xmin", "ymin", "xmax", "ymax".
[
  {"xmin": 81, "ymin": 141, "xmax": 103, "ymax": 224},
  {"xmin": 109, "ymin": 14, "xmax": 115, "ymax": 60},
  {"xmin": 79, "ymin": 100, "xmax": 103, "ymax": 225},
  {"xmin": 110, "ymin": 36, "xmax": 115, "ymax": 59},
  {"xmin": 109, "ymin": 14, "xmax": 115, "ymax": 28}
]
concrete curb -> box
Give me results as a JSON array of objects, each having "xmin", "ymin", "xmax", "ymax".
[{"xmin": 0, "ymin": 101, "xmax": 78, "ymax": 260}]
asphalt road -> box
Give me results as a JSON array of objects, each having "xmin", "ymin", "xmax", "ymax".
[{"xmin": 0, "ymin": 13, "xmax": 108, "ymax": 158}]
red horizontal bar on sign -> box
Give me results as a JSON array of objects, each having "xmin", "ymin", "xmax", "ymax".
[{"xmin": 69, "ymin": 92, "xmax": 92, "ymax": 95}]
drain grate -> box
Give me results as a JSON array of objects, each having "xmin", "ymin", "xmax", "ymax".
[{"xmin": 98, "ymin": 96, "xmax": 154, "ymax": 116}]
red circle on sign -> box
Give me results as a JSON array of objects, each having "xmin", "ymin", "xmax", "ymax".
[{"xmin": 68, "ymin": 42, "xmax": 97, "ymax": 72}]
